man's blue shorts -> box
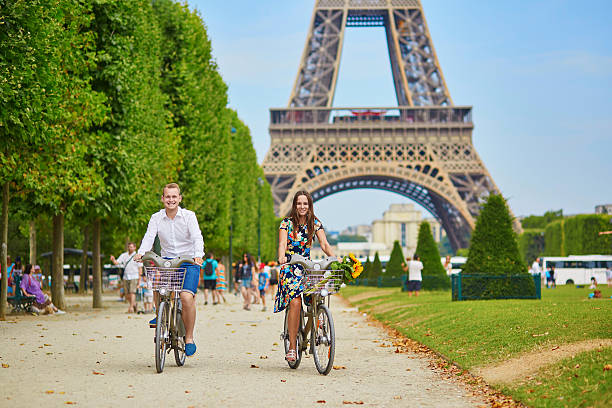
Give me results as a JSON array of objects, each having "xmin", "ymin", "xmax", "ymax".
[{"xmin": 181, "ymin": 263, "xmax": 200, "ymax": 295}]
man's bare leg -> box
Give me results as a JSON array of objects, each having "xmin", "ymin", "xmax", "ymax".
[{"xmin": 180, "ymin": 291, "xmax": 196, "ymax": 344}]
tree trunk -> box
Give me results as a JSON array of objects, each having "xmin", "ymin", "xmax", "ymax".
[
  {"xmin": 51, "ymin": 213, "xmax": 66, "ymax": 310},
  {"xmin": 92, "ymin": 218, "xmax": 102, "ymax": 308},
  {"xmin": 80, "ymin": 225, "xmax": 89, "ymax": 294},
  {"xmin": 29, "ymin": 220, "xmax": 36, "ymax": 265},
  {"xmin": 0, "ymin": 181, "xmax": 8, "ymax": 320}
]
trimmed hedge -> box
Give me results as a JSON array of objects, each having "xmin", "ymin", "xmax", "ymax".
[
  {"xmin": 385, "ymin": 240, "xmax": 405, "ymax": 276},
  {"xmin": 543, "ymin": 215, "xmax": 612, "ymax": 256},
  {"xmin": 518, "ymin": 229, "xmax": 545, "ymax": 264}
]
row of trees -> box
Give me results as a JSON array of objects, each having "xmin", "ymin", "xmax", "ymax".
[{"xmin": 1, "ymin": 0, "xmax": 276, "ymax": 319}]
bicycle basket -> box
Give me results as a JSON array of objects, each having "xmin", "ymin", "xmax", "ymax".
[
  {"xmin": 303, "ymin": 269, "xmax": 343, "ymax": 296},
  {"xmin": 145, "ymin": 266, "xmax": 186, "ymax": 292}
]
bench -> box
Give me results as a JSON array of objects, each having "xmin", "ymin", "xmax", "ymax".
[{"xmin": 7, "ymin": 274, "xmax": 37, "ymax": 313}]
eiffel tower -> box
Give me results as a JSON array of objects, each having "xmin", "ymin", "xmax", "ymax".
[{"xmin": 262, "ymin": 0, "xmax": 513, "ymax": 251}]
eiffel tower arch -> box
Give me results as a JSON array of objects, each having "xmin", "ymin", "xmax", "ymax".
[{"xmin": 262, "ymin": 0, "xmax": 513, "ymax": 251}]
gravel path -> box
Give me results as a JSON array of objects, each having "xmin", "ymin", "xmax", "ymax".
[{"xmin": 1, "ymin": 293, "xmax": 485, "ymax": 407}]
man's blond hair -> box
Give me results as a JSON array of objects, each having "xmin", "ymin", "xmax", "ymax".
[{"xmin": 162, "ymin": 183, "xmax": 181, "ymax": 196}]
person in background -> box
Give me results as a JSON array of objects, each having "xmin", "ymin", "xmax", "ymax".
[
  {"xmin": 141, "ymin": 274, "xmax": 154, "ymax": 313},
  {"xmin": 216, "ymin": 259, "xmax": 227, "ymax": 303},
  {"xmin": 606, "ymin": 266, "xmax": 612, "ymax": 287},
  {"xmin": 268, "ymin": 261, "xmax": 279, "ymax": 299},
  {"xmin": 110, "ymin": 242, "xmax": 142, "ymax": 313},
  {"xmin": 443, "ymin": 255, "xmax": 452, "ymax": 276},
  {"xmin": 589, "ymin": 276, "xmax": 597, "ymax": 289},
  {"xmin": 201, "ymin": 252, "xmax": 218, "ymax": 305},
  {"xmin": 531, "ymin": 257, "xmax": 542, "ymax": 276},
  {"xmin": 402, "ymin": 254, "xmax": 423, "ymax": 297},
  {"xmin": 240, "ymin": 253, "xmax": 256, "ymax": 310},
  {"xmin": 233, "ymin": 261, "xmax": 242, "ymax": 296},
  {"xmin": 258, "ymin": 262, "xmax": 270, "ymax": 312},
  {"xmin": 5, "ymin": 255, "xmax": 14, "ymax": 295},
  {"xmin": 20, "ymin": 264, "xmax": 65, "ymax": 315}
]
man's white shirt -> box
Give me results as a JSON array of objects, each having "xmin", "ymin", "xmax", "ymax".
[
  {"xmin": 531, "ymin": 261, "xmax": 542, "ymax": 275},
  {"xmin": 408, "ymin": 260, "xmax": 424, "ymax": 281},
  {"xmin": 116, "ymin": 251, "xmax": 141, "ymax": 280},
  {"xmin": 138, "ymin": 207, "xmax": 205, "ymax": 259}
]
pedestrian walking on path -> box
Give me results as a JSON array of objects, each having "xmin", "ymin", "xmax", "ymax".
[
  {"xmin": 240, "ymin": 253, "xmax": 256, "ymax": 310},
  {"xmin": 201, "ymin": 252, "xmax": 218, "ymax": 305},
  {"xmin": 403, "ymin": 255, "xmax": 423, "ymax": 297},
  {"xmin": 216, "ymin": 259, "xmax": 227, "ymax": 303},
  {"xmin": 110, "ymin": 242, "xmax": 142, "ymax": 313},
  {"xmin": 275, "ymin": 190, "xmax": 336, "ymax": 363},
  {"xmin": 134, "ymin": 182, "xmax": 204, "ymax": 357}
]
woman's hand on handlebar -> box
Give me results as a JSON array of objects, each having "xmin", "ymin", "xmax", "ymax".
[
  {"xmin": 278, "ymin": 256, "xmax": 287, "ymax": 265},
  {"xmin": 134, "ymin": 254, "xmax": 143, "ymax": 262}
]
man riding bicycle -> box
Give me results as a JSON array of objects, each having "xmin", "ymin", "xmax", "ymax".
[{"xmin": 135, "ymin": 183, "xmax": 204, "ymax": 357}]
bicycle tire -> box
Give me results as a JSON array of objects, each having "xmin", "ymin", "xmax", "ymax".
[
  {"xmin": 174, "ymin": 306, "xmax": 186, "ymax": 366},
  {"xmin": 311, "ymin": 303, "xmax": 335, "ymax": 375},
  {"xmin": 283, "ymin": 307, "xmax": 303, "ymax": 369},
  {"xmin": 155, "ymin": 301, "xmax": 168, "ymax": 373}
]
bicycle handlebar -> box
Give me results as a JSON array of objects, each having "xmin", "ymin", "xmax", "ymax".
[
  {"xmin": 285, "ymin": 254, "xmax": 337, "ymax": 271},
  {"xmin": 141, "ymin": 251, "xmax": 198, "ymax": 268}
]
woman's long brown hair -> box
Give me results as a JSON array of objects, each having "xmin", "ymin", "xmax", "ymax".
[{"xmin": 288, "ymin": 190, "xmax": 319, "ymax": 246}]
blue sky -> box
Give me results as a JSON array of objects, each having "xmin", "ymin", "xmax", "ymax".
[{"xmin": 190, "ymin": 0, "xmax": 612, "ymax": 232}]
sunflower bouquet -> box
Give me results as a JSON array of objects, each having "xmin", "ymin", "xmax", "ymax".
[{"xmin": 329, "ymin": 253, "xmax": 364, "ymax": 285}]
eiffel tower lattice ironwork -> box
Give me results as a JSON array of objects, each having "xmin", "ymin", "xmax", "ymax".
[{"xmin": 262, "ymin": 0, "xmax": 513, "ymax": 251}]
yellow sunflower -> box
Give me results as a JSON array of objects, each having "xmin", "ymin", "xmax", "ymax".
[{"xmin": 349, "ymin": 253, "xmax": 358, "ymax": 263}]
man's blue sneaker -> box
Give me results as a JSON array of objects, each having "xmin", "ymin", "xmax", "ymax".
[
  {"xmin": 149, "ymin": 317, "xmax": 156, "ymax": 328},
  {"xmin": 185, "ymin": 342, "xmax": 196, "ymax": 357}
]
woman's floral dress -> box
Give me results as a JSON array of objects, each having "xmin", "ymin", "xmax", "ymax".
[{"xmin": 274, "ymin": 217, "xmax": 323, "ymax": 313}]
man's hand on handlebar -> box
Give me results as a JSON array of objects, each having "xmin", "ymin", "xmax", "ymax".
[{"xmin": 194, "ymin": 257, "xmax": 203, "ymax": 266}]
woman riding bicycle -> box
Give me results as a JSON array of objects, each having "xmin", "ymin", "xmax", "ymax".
[{"xmin": 274, "ymin": 190, "xmax": 335, "ymax": 363}]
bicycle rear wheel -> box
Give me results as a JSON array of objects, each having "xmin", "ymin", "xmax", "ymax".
[
  {"xmin": 174, "ymin": 306, "xmax": 186, "ymax": 366},
  {"xmin": 283, "ymin": 307, "xmax": 303, "ymax": 369},
  {"xmin": 311, "ymin": 304, "xmax": 335, "ymax": 375},
  {"xmin": 155, "ymin": 301, "xmax": 169, "ymax": 373}
]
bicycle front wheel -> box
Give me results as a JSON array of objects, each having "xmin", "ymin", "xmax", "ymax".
[
  {"xmin": 174, "ymin": 306, "xmax": 186, "ymax": 367},
  {"xmin": 283, "ymin": 307, "xmax": 303, "ymax": 369},
  {"xmin": 311, "ymin": 304, "xmax": 335, "ymax": 375},
  {"xmin": 155, "ymin": 301, "xmax": 169, "ymax": 373}
]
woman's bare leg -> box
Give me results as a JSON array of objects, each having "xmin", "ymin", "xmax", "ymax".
[{"xmin": 288, "ymin": 297, "xmax": 302, "ymax": 351}]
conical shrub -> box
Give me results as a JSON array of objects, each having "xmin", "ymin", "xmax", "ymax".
[{"xmin": 416, "ymin": 222, "xmax": 450, "ymax": 290}]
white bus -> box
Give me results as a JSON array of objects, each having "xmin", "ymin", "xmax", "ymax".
[{"xmin": 542, "ymin": 255, "xmax": 612, "ymax": 285}]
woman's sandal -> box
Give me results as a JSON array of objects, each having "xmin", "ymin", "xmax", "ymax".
[{"xmin": 285, "ymin": 349, "xmax": 297, "ymax": 362}]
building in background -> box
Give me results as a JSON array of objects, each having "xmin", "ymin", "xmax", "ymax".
[
  {"xmin": 312, "ymin": 203, "xmax": 445, "ymax": 259},
  {"xmin": 595, "ymin": 204, "xmax": 612, "ymax": 214}
]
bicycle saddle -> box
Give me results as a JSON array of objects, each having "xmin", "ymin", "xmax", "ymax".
[
  {"xmin": 141, "ymin": 251, "xmax": 197, "ymax": 268},
  {"xmin": 287, "ymin": 254, "xmax": 337, "ymax": 271}
]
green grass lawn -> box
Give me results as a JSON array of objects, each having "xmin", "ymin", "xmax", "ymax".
[{"xmin": 341, "ymin": 284, "xmax": 612, "ymax": 407}]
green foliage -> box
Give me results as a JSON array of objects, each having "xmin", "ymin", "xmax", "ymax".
[
  {"xmin": 518, "ymin": 229, "xmax": 545, "ymax": 264},
  {"xmin": 520, "ymin": 209, "xmax": 563, "ymax": 229},
  {"xmin": 371, "ymin": 252, "xmax": 382, "ymax": 279},
  {"xmin": 416, "ymin": 222, "xmax": 450, "ymax": 290},
  {"xmin": 461, "ymin": 195, "xmax": 534, "ymax": 299},
  {"xmin": 362, "ymin": 256, "xmax": 371, "ymax": 279},
  {"xmin": 456, "ymin": 248, "xmax": 469, "ymax": 257},
  {"xmin": 153, "ymin": 0, "xmax": 230, "ymax": 251},
  {"xmin": 385, "ymin": 241, "xmax": 404, "ymax": 276},
  {"xmin": 544, "ymin": 220, "xmax": 564, "ymax": 256},
  {"xmin": 564, "ymin": 214, "xmax": 612, "ymax": 255},
  {"xmin": 543, "ymin": 215, "xmax": 612, "ymax": 256}
]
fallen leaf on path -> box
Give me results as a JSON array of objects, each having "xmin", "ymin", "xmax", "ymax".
[
  {"xmin": 1, "ymin": 363, "xmax": 9, "ymax": 368},
  {"xmin": 59, "ymin": 392, "xmax": 65, "ymax": 395},
  {"xmin": 280, "ymin": 380, "xmax": 286, "ymax": 382},
  {"xmin": 89, "ymin": 339, "xmax": 95, "ymax": 342},
  {"xmin": 260, "ymin": 355, "xmax": 268, "ymax": 359},
  {"xmin": 185, "ymin": 390, "xmax": 191, "ymax": 393},
  {"xmin": 45, "ymin": 390, "xmax": 54, "ymax": 394},
  {"xmin": 316, "ymin": 401, "xmax": 326, "ymax": 404},
  {"xmin": 405, "ymin": 368, "xmax": 411, "ymax": 371},
  {"xmin": 36, "ymin": 324, "xmax": 43, "ymax": 327},
  {"xmin": 332, "ymin": 365, "xmax": 346, "ymax": 370},
  {"xmin": 127, "ymin": 396, "xmax": 134, "ymax": 399},
  {"xmin": 551, "ymin": 346, "xmax": 559, "ymax": 351},
  {"xmin": 393, "ymin": 396, "xmax": 402, "ymax": 399},
  {"xmin": 92, "ymin": 371, "xmax": 104, "ymax": 375},
  {"xmin": 531, "ymin": 332, "xmax": 549, "ymax": 337},
  {"xmin": 44, "ymin": 344, "xmax": 51, "ymax": 346},
  {"xmin": 250, "ymin": 364, "xmax": 259, "ymax": 368},
  {"xmin": 272, "ymin": 342, "xmax": 279, "ymax": 346},
  {"xmin": 225, "ymin": 323, "xmax": 232, "ymax": 326},
  {"xmin": 65, "ymin": 402, "xmax": 76, "ymax": 405},
  {"xmin": 250, "ymin": 324, "xmax": 257, "ymax": 327},
  {"xmin": 115, "ymin": 336, "xmax": 122, "ymax": 338}
]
